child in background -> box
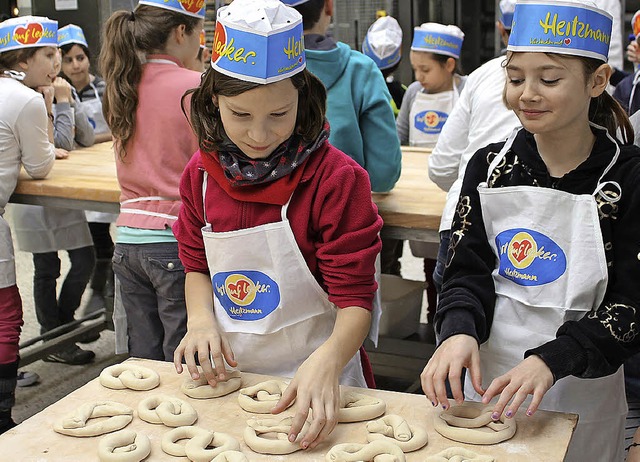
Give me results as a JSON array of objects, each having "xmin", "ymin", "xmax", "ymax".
[
  {"xmin": 173, "ymin": 0, "xmax": 381, "ymax": 450},
  {"xmin": 421, "ymin": 2, "xmax": 640, "ymax": 461},
  {"xmin": 0, "ymin": 15, "xmax": 57, "ymax": 433},
  {"xmin": 100, "ymin": 0, "xmax": 203, "ymax": 361},
  {"xmin": 185, "ymin": 29, "xmax": 209, "ymax": 73}
]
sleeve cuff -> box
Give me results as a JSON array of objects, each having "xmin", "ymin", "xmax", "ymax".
[
  {"xmin": 437, "ymin": 307, "xmax": 479, "ymax": 346},
  {"xmin": 525, "ymin": 335, "xmax": 587, "ymax": 382}
]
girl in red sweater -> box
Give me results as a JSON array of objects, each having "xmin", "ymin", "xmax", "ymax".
[{"xmin": 172, "ymin": 0, "xmax": 382, "ymax": 451}]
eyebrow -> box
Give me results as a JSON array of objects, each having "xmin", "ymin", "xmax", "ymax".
[
  {"xmin": 226, "ymin": 101, "xmax": 295, "ymax": 113},
  {"xmin": 506, "ymin": 64, "xmax": 565, "ymax": 71}
]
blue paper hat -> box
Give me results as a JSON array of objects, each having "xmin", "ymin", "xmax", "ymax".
[
  {"xmin": 507, "ymin": 0, "xmax": 612, "ymax": 62},
  {"xmin": 137, "ymin": 0, "xmax": 206, "ymax": 19},
  {"xmin": 57, "ymin": 24, "xmax": 88, "ymax": 48},
  {"xmin": 411, "ymin": 23, "xmax": 465, "ymax": 59},
  {"xmin": 499, "ymin": 0, "xmax": 516, "ymax": 30},
  {"xmin": 212, "ymin": 0, "xmax": 305, "ymax": 84},
  {"xmin": 362, "ymin": 16, "xmax": 402, "ymax": 70},
  {"xmin": 0, "ymin": 16, "xmax": 58, "ymax": 54}
]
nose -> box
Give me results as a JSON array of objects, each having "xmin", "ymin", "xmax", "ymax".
[
  {"xmin": 519, "ymin": 80, "xmax": 540, "ymax": 103},
  {"xmin": 247, "ymin": 121, "xmax": 268, "ymax": 144}
]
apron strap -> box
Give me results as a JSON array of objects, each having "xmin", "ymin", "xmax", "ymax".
[
  {"xmin": 89, "ymin": 81, "xmax": 100, "ymax": 100},
  {"xmin": 589, "ymin": 122, "xmax": 622, "ymax": 204},
  {"xmin": 485, "ymin": 127, "xmax": 521, "ymax": 184},
  {"xmin": 202, "ymin": 171, "xmax": 211, "ymax": 227},
  {"xmin": 629, "ymin": 71, "xmax": 640, "ymax": 114}
]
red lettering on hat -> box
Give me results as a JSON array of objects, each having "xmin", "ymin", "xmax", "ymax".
[
  {"xmin": 179, "ymin": 0, "xmax": 204, "ymax": 14},
  {"xmin": 211, "ymin": 22, "xmax": 226, "ymax": 63},
  {"xmin": 13, "ymin": 23, "xmax": 43, "ymax": 45}
]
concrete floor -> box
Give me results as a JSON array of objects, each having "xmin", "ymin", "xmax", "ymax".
[{"xmin": 6, "ymin": 203, "xmax": 430, "ymax": 424}]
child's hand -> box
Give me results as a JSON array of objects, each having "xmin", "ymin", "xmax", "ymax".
[
  {"xmin": 37, "ymin": 85, "xmax": 55, "ymax": 112},
  {"xmin": 421, "ymin": 334, "xmax": 483, "ymax": 410},
  {"xmin": 481, "ymin": 355, "xmax": 553, "ymax": 420},
  {"xmin": 271, "ymin": 349, "xmax": 341, "ymax": 450},
  {"xmin": 54, "ymin": 148, "xmax": 69, "ymax": 159},
  {"xmin": 173, "ymin": 322, "xmax": 237, "ymax": 387},
  {"xmin": 627, "ymin": 41, "xmax": 640, "ymax": 64},
  {"xmin": 52, "ymin": 77, "xmax": 72, "ymax": 104}
]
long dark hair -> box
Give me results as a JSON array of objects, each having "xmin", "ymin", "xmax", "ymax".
[{"xmin": 0, "ymin": 48, "xmax": 39, "ymax": 73}]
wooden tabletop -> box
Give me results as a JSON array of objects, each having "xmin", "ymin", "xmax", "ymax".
[
  {"xmin": 0, "ymin": 358, "xmax": 577, "ymax": 461},
  {"xmin": 11, "ymin": 143, "xmax": 446, "ymax": 241}
]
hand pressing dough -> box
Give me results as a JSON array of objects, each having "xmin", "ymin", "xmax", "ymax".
[
  {"xmin": 425, "ymin": 446, "xmax": 495, "ymax": 462},
  {"xmin": 325, "ymin": 440, "xmax": 406, "ymax": 461},
  {"xmin": 210, "ymin": 451, "xmax": 249, "ymax": 462},
  {"xmin": 185, "ymin": 430, "xmax": 241, "ymax": 462},
  {"xmin": 433, "ymin": 404, "xmax": 516, "ymax": 445},
  {"xmin": 338, "ymin": 390, "xmax": 386, "ymax": 423},
  {"xmin": 181, "ymin": 370, "xmax": 242, "ymax": 399},
  {"xmin": 53, "ymin": 401, "xmax": 133, "ymax": 437},
  {"xmin": 366, "ymin": 414, "xmax": 428, "ymax": 452},
  {"xmin": 137, "ymin": 395, "xmax": 197, "ymax": 427},
  {"xmin": 237, "ymin": 379, "xmax": 292, "ymax": 413},
  {"xmin": 243, "ymin": 416, "xmax": 309, "ymax": 455},
  {"xmin": 99, "ymin": 364, "xmax": 160, "ymax": 391},
  {"xmin": 98, "ymin": 429, "xmax": 151, "ymax": 462},
  {"xmin": 161, "ymin": 425, "xmax": 210, "ymax": 457}
]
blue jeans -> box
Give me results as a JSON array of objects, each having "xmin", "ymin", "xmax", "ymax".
[
  {"xmin": 112, "ymin": 242, "xmax": 187, "ymax": 361},
  {"xmin": 433, "ymin": 230, "xmax": 451, "ymax": 295}
]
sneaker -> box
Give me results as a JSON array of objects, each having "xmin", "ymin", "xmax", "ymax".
[
  {"xmin": 43, "ymin": 344, "xmax": 95, "ymax": 365},
  {"xmin": 16, "ymin": 371, "xmax": 39, "ymax": 387},
  {"xmin": 77, "ymin": 331, "xmax": 100, "ymax": 344}
]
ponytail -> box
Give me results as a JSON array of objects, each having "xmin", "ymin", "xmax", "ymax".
[{"xmin": 99, "ymin": 5, "xmax": 201, "ymax": 158}]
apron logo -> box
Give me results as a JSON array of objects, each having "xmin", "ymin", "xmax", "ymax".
[
  {"xmin": 212, "ymin": 271, "xmax": 280, "ymax": 321},
  {"xmin": 496, "ymin": 229, "xmax": 567, "ymax": 286},
  {"xmin": 414, "ymin": 110, "xmax": 448, "ymax": 134}
]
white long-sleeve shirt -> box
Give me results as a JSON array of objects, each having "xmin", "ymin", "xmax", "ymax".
[
  {"xmin": 595, "ymin": 0, "xmax": 623, "ymax": 71},
  {"xmin": 428, "ymin": 56, "xmax": 520, "ymax": 232}
]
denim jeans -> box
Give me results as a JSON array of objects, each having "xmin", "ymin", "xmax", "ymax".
[
  {"xmin": 112, "ymin": 242, "xmax": 187, "ymax": 362},
  {"xmin": 33, "ymin": 246, "xmax": 96, "ymax": 334}
]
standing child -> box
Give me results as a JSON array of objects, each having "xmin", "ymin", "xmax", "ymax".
[
  {"xmin": 0, "ymin": 15, "xmax": 57, "ymax": 433},
  {"xmin": 173, "ymin": 0, "xmax": 381, "ymax": 450},
  {"xmin": 100, "ymin": 0, "xmax": 203, "ymax": 361},
  {"xmin": 421, "ymin": 2, "xmax": 640, "ymax": 461}
]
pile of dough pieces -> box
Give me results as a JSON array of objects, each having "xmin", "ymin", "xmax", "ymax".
[{"xmin": 52, "ymin": 362, "xmax": 514, "ymax": 461}]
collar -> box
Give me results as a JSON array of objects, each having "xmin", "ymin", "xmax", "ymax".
[{"xmin": 145, "ymin": 54, "xmax": 184, "ymax": 68}]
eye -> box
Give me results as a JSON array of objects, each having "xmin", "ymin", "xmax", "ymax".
[
  {"xmin": 271, "ymin": 111, "xmax": 288, "ymax": 118},
  {"xmin": 508, "ymin": 78, "xmax": 523, "ymax": 85},
  {"xmin": 231, "ymin": 110, "xmax": 249, "ymax": 118},
  {"xmin": 541, "ymin": 78, "xmax": 560, "ymax": 85}
]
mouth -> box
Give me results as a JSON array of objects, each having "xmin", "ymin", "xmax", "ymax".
[
  {"xmin": 247, "ymin": 144, "xmax": 270, "ymax": 152},
  {"xmin": 520, "ymin": 108, "xmax": 547, "ymax": 118}
]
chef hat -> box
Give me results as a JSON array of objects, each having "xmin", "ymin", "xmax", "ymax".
[
  {"xmin": 137, "ymin": 0, "xmax": 206, "ymax": 19},
  {"xmin": 411, "ymin": 23, "xmax": 465, "ymax": 59},
  {"xmin": 199, "ymin": 29, "xmax": 206, "ymax": 48},
  {"xmin": 362, "ymin": 16, "xmax": 403, "ymax": 70},
  {"xmin": 57, "ymin": 24, "xmax": 88, "ymax": 48},
  {"xmin": 0, "ymin": 16, "xmax": 58, "ymax": 54},
  {"xmin": 507, "ymin": 0, "xmax": 612, "ymax": 62},
  {"xmin": 211, "ymin": 0, "xmax": 305, "ymax": 84},
  {"xmin": 499, "ymin": 0, "xmax": 516, "ymax": 30},
  {"xmin": 279, "ymin": 0, "xmax": 311, "ymax": 6}
]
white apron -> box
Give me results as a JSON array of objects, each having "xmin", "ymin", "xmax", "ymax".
[
  {"xmin": 0, "ymin": 215, "xmax": 16, "ymax": 289},
  {"xmin": 464, "ymin": 127, "xmax": 626, "ymax": 462},
  {"xmin": 200, "ymin": 172, "xmax": 367, "ymax": 387},
  {"xmin": 409, "ymin": 81, "xmax": 459, "ymax": 148}
]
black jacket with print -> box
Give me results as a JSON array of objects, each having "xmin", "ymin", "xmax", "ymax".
[{"xmin": 436, "ymin": 127, "xmax": 640, "ymax": 382}]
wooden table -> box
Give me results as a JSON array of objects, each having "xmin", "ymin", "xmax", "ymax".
[
  {"xmin": 10, "ymin": 143, "xmax": 445, "ymax": 243},
  {"xmin": 0, "ymin": 358, "xmax": 577, "ymax": 461}
]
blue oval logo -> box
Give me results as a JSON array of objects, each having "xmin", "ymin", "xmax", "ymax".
[
  {"xmin": 495, "ymin": 228, "xmax": 567, "ymax": 286},
  {"xmin": 212, "ymin": 270, "xmax": 280, "ymax": 321},
  {"xmin": 414, "ymin": 110, "xmax": 448, "ymax": 134}
]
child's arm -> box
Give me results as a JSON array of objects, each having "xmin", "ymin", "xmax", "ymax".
[{"xmin": 271, "ymin": 305, "xmax": 371, "ymax": 450}]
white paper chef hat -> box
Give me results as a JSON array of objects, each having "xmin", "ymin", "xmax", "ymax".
[
  {"xmin": 362, "ymin": 16, "xmax": 403, "ymax": 70},
  {"xmin": 411, "ymin": 22, "xmax": 465, "ymax": 59}
]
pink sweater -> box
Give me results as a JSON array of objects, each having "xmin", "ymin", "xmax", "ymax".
[{"xmin": 115, "ymin": 55, "xmax": 200, "ymax": 230}]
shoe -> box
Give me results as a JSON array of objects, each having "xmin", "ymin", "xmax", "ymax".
[
  {"xmin": 0, "ymin": 417, "xmax": 16, "ymax": 435},
  {"xmin": 16, "ymin": 371, "xmax": 39, "ymax": 387},
  {"xmin": 77, "ymin": 331, "xmax": 100, "ymax": 344},
  {"xmin": 43, "ymin": 344, "xmax": 95, "ymax": 365}
]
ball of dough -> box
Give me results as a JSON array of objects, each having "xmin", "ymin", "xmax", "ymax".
[
  {"xmin": 98, "ymin": 429, "xmax": 151, "ymax": 462},
  {"xmin": 99, "ymin": 364, "xmax": 160, "ymax": 391},
  {"xmin": 181, "ymin": 370, "xmax": 242, "ymax": 399}
]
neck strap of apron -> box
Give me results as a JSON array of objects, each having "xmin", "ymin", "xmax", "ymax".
[{"xmin": 89, "ymin": 81, "xmax": 100, "ymax": 100}]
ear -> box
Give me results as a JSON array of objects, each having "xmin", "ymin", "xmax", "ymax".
[
  {"xmin": 325, "ymin": 0, "xmax": 333, "ymax": 17},
  {"xmin": 174, "ymin": 24, "xmax": 187, "ymax": 44},
  {"xmin": 211, "ymin": 95, "xmax": 218, "ymax": 107},
  {"xmin": 445, "ymin": 57, "xmax": 456, "ymax": 74},
  {"xmin": 589, "ymin": 63, "xmax": 612, "ymax": 98}
]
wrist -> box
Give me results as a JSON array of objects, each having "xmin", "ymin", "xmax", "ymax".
[{"xmin": 47, "ymin": 112, "xmax": 54, "ymax": 123}]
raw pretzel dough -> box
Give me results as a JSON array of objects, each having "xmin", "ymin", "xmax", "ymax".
[
  {"xmin": 425, "ymin": 446, "xmax": 495, "ymax": 462},
  {"xmin": 181, "ymin": 370, "xmax": 242, "ymax": 399},
  {"xmin": 325, "ymin": 440, "xmax": 406, "ymax": 461},
  {"xmin": 53, "ymin": 401, "xmax": 133, "ymax": 437},
  {"xmin": 243, "ymin": 416, "xmax": 309, "ymax": 455},
  {"xmin": 185, "ymin": 430, "xmax": 241, "ymax": 462},
  {"xmin": 138, "ymin": 395, "xmax": 197, "ymax": 427},
  {"xmin": 161, "ymin": 425, "xmax": 210, "ymax": 457},
  {"xmin": 99, "ymin": 364, "xmax": 160, "ymax": 391},
  {"xmin": 433, "ymin": 404, "xmax": 516, "ymax": 445},
  {"xmin": 366, "ymin": 414, "xmax": 428, "ymax": 452},
  {"xmin": 237, "ymin": 379, "xmax": 293, "ymax": 413},
  {"xmin": 338, "ymin": 390, "xmax": 386, "ymax": 423},
  {"xmin": 98, "ymin": 429, "xmax": 151, "ymax": 462},
  {"xmin": 210, "ymin": 451, "xmax": 249, "ymax": 462}
]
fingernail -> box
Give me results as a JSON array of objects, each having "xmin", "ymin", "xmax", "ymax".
[
  {"xmin": 442, "ymin": 404, "xmax": 448, "ymax": 410},
  {"xmin": 526, "ymin": 409, "xmax": 533, "ymax": 416},
  {"xmin": 431, "ymin": 401, "xmax": 437, "ymax": 407},
  {"xmin": 191, "ymin": 373, "xmax": 198, "ymax": 380},
  {"xmin": 289, "ymin": 434, "xmax": 296, "ymax": 442},
  {"xmin": 506, "ymin": 410, "xmax": 513, "ymax": 418},
  {"xmin": 218, "ymin": 373, "xmax": 225, "ymax": 380},
  {"xmin": 491, "ymin": 412, "xmax": 500, "ymax": 420},
  {"xmin": 301, "ymin": 442, "xmax": 309, "ymax": 449}
]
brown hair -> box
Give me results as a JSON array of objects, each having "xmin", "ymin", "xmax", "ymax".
[
  {"xmin": 183, "ymin": 68, "xmax": 327, "ymax": 153},
  {"xmin": 430, "ymin": 52, "xmax": 463, "ymax": 76},
  {"xmin": 99, "ymin": 5, "xmax": 201, "ymax": 158},
  {"xmin": 0, "ymin": 48, "xmax": 39, "ymax": 73}
]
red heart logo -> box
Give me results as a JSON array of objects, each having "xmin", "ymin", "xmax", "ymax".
[
  {"xmin": 228, "ymin": 280, "xmax": 251, "ymax": 302},
  {"xmin": 564, "ymin": 37, "xmax": 571, "ymax": 45},
  {"xmin": 13, "ymin": 23, "xmax": 43, "ymax": 46},
  {"xmin": 179, "ymin": 0, "xmax": 204, "ymax": 14},
  {"xmin": 211, "ymin": 22, "xmax": 226, "ymax": 64},
  {"xmin": 511, "ymin": 239, "xmax": 532, "ymax": 263}
]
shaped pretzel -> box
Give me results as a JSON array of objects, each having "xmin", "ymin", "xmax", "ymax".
[
  {"xmin": 161, "ymin": 426, "xmax": 211, "ymax": 457},
  {"xmin": 97, "ymin": 429, "xmax": 151, "ymax": 462},
  {"xmin": 185, "ymin": 430, "xmax": 241, "ymax": 462},
  {"xmin": 243, "ymin": 416, "xmax": 309, "ymax": 455},
  {"xmin": 433, "ymin": 404, "xmax": 516, "ymax": 445},
  {"xmin": 99, "ymin": 364, "xmax": 160, "ymax": 391},
  {"xmin": 338, "ymin": 390, "xmax": 386, "ymax": 423},
  {"xmin": 210, "ymin": 451, "xmax": 249, "ymax": 462},
  {"xmin": 53, "ymin": 401, "xmax": 133, "ymax": 437},
  {"xmin": 237, "ymin": 379, "xmax": 292, "ymax": 413},
  {"xmin": 425, "ymin": 446, "xmax": 495, "ymax": 462},
  {"xmin": 366, "ymin": 414, "xmax": 428, "ymax": 452},
  {"xmin": 325, "ymin": 440, "xmax": 406, "ymax": 461},
  {"xmin": 181, "ymin": 370, "xmax": 242, "ymax": 399},
  {"xmin": 138, "ymin": 395, "xmax": 197, "ymax": 427}
]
